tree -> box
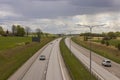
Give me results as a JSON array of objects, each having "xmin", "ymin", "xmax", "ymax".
[
  {"xmin": 102, "ymin": 32, "xmax": 107, "ymax": 37},
  {"xmin": 107, "ymin": 32, "xmax": 117, "ymax": 39},
  {"xmin": 4, "ymin": 30, "xmax": 9, "ymax": 36},
  {"xmin": 0, "ymin": 26, "xmax": 5, "ymax": 36},
  {"xmin": 117, "ymin": 43, "xmax": 120, "ymax": 50},
  {"xmin": 16, "ymin": 25, "xmax": 25, "ymax": 37},
  {"xmin": 101, "ymin": 40, "xmax": 105, "ymax": 44},
  {"xmin": 115, "ymin": 32, "xmax": 120, "ymax": 37},
  {"xmin": 12, "ymin": 25, "xmax": 17, "ymax": 36},
  {"xmin": 105, "ymin": 41, "xmax": 109, "ymax": 46},
  {"xmin": 45, "ymin": 33, "xmax": 49, "ymax": 37},
  {"xmin": 25, "ymin": 27, "xmax": 31, "ymax": 37},
  {"xmin": 36, "ymin": 28, "xmax": 42, "ymax": 38}
]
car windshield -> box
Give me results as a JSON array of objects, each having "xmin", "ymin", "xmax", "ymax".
[
  {"xmin": 106, "ymin": 61, "xmax": 111, "ymax": 63},
  {"xmin": 41, "ymin": 55, "xmax": 45, "ymax": 57}
]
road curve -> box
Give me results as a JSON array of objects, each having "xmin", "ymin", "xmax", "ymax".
[
  {"xmin": 65, "ymin": 38, "xmax": 120, "ymax": 80},
  {"xmin": 8, "ymin": 38, "xmax": 70, "ymax": 80}
]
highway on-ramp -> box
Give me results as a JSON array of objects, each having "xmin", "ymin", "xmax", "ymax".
[
  {"xmin": 65, "ymin": 38, "xmax": 120, "ymax": 80},
  {"xmin": 8, "ymin": 38, "xmax": 70, "ymax": 80}
]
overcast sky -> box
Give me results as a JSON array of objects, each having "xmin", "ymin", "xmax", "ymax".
[{"xmin": 0, "ymin": 0, "xmax": 120, "ymax": 33}]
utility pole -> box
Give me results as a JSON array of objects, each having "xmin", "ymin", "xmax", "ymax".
[
  {"xmin": 77, "ymin": 24, "xmax": 105, "ymax": 80},
  {"xmin": 67, "ymin": 31, "xmax": 72, "ymax": 56}
]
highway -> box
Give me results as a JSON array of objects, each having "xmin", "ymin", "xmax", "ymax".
[
  {"xmin": 8, "ymin": 38, "xmax": 70, "ymax": 80},
  {"xmin": 65, "ymin": 38, "xmax": 120, "ymax": 80}
]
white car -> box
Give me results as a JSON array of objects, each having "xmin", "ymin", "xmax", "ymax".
[{"xmin": 102, "ymin": 59, "xmax": 111, "ymax": 67}]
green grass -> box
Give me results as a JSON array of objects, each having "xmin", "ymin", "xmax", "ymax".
[
  {"xmin": 72, "ymin": 37, "xmax": 120, "ymax": 64},
  {"xmin": 108, "ymin": 39, "xmax": 120, "ymax": 46},
  {"xmin": 60, "ymin": 38, "xmax": 97, "ymax": 80},
  {"xmin": 0, "ymin": 37, "xmax": 55, "ymax": 80},
  {"xmin": 0, "ymin": 37, "xmax": 31, "ymax": 51},
  {"xmin": 92, "ymin": 38, "xmax": 120, "ymax": 47}
]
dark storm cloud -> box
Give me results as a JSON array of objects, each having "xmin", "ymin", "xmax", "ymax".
[
  {"xmin": 70, "ymin": 0, "xmax": 114, "ymax": 7},
  {"xmin": 0, "ymin": 0, "xmax": 120, "ymax": 20}
]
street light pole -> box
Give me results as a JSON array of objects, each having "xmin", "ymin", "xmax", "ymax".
[
  {"xmin": 70, "ymin": 32, "xmax": 71, "ymax": 55},
  {"xmin": 68, "ymin": 31, "xmax": 72, "ymax": 56},
  {"xmin": 76, "ymin": 24, "xmax": 105, "ymax": 80},
  {"xmin": 89, "ymin": 26, "xmax": 92, "ymax": 79}
]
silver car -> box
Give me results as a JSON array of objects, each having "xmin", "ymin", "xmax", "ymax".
[{"xmin": 102, "ymin": 59, "xmax": 111, "ymax": 67}]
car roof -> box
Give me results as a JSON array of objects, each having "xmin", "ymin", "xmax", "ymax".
[
  {"xmin": 40, "ymin": 55, "xmax": 45, "ymax": 57},
  {"xmin": 103, "ymin": 59, "xmax": 111, "ymax": 61}
]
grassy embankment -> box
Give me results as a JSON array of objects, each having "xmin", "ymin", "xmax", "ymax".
[
  {"xmin": 92, "ymin": 38, "xmax": 120, "ymax": 47},
  {"xmin": 72, "ymin": 36, "xmax": 120, "ymax": 64},
  {"xmin": 0, "ymin": 36, "xmax": 55, "ymax": 80},
  {"xmin": 0, "ymin": 37, "xmax": 31, "ymax": 51},
  {"xmin": 60, "ymin": 38, "xmax": 97, "ymax": 80}
]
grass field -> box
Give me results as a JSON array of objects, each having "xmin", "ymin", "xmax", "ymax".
[
  {"xmin": 109, "ymin": 39, "xmax": 120, "ymax": 46},
  {"xmin": 72, "ymin": 37, "xmax": 120, "ymax": 64},
  {"xmin": 60, "ymin": 38, "xmax": 97, "ymax": 80},
  {"xmin": 0, "ymin": 37, "xmax": 31, "ymax": 51},
  {"xmin": 91, "ymin": 37, "xmax": 120, "ymax": 47},
  {"xmin": 0, "ymin": 37, "xmax": 55, "ymax": 80}
]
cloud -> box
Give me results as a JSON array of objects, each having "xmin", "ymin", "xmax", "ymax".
[
  {"xmin": 0, "ymin": 0, "xmax": 120, "ymax": 20},
  {"xmin": 70, "ymin": 0, "xmax": 114, "ymax": 7},
  {"xmin": 0, "ymin": 10, "xmax": 21, "ymax": 18},
  {"xmin": 2, "ymin": 12, "xmax": 119, "ymax": 33},
  {"xmin": 0, "ymin": 0, "xmax": 120, "ymax": 33}
]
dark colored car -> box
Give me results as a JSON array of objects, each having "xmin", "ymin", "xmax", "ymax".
[{"xmin": 39, "ymin": 55, "xmax": 46, "ymax": 60}]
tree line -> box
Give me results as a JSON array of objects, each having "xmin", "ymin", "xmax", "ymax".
[
  {"xmin": 80, "ymin": 31, "xmax": 120, "ymax": 41},
  {"xmin": 80, "ymin": 32, "xmax": 120, "ymax": 50},
  {"xmin": 0, "ymin": 25, "xmax": 42, "ymax": 37}
]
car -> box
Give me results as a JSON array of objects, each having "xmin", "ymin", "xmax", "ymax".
[
  {"xmin": 50, "ymin": 42, "xmax": 53, "ymax": 44},
  {"xmin": 102, "ymin": 59, "xmax": 111, "ymax": 67},
  {"xmin": 39, "ymin": 55, "xmax": 46, "ymax": 60}
]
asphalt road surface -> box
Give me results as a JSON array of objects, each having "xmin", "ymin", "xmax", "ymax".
[
  {"xmin": 8, "ymin": 38, "xmax": 70, "ymax": 80},
  {"xmin": 65, "ymin": 38, "xmax": 120, "ymax": 80}
]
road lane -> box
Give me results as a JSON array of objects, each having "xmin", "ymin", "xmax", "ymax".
[
  {"xmin": 21, "ymin": 43, "xmax": 53, "ymax": 80},
  {"xmin": 46, "ymin": 39, "xmax": 63, "ymax": 80},
  {"xmin": 65, "ymin": 38, "xmax": 120, "ymax": 80}
]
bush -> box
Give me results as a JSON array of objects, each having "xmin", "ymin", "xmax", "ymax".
[
  {"xmin": 106, "ymin": 41, "xmax": 109, "ymax": 46},
  {"xmin": 103, "ymin": 36, "xmax": 110, "ymax": 40},
  {"xmin": 25, "ymin": 42, "xmax": 30, "ymax": 45},
  {"xmin": 101, "ymin": 40, "xmax": 105, "ymax": 44},
  {"xmin": 117, "ymin": 43, "xmax": 120, "ymax": 50},
  {"xmin": 84, "ymin": 36, "xmax": 88, "ymax": 41}
]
